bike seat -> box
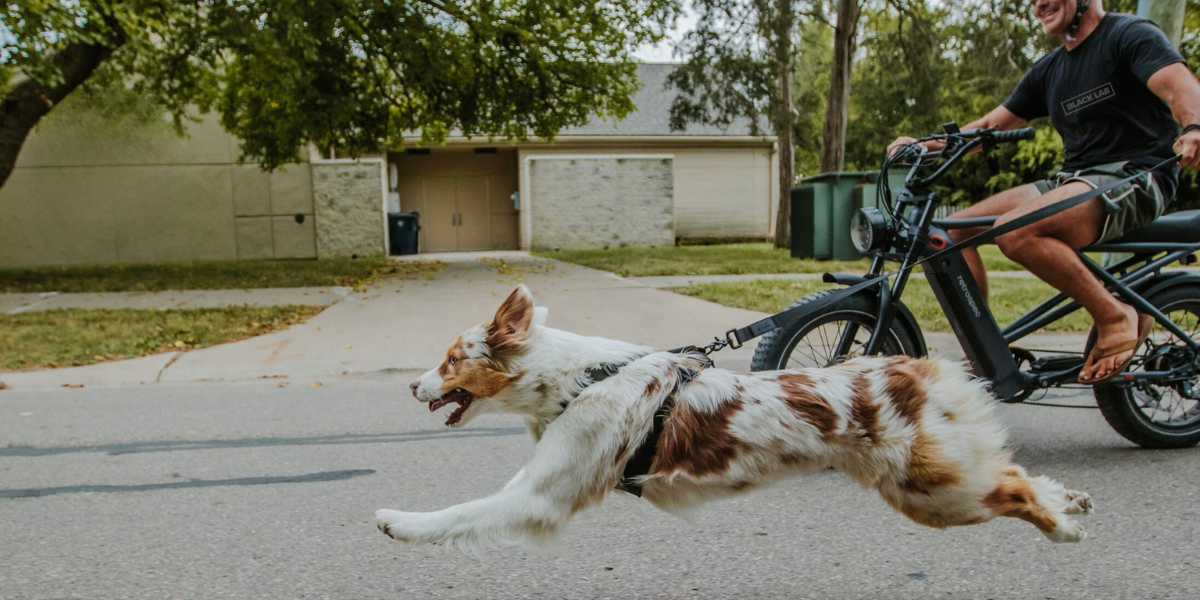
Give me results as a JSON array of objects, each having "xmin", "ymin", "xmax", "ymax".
[{"xmin": 1092, "ymin": 210, "xmax": 1200, "ymax": 245}]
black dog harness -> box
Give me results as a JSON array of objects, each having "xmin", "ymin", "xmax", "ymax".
[{"xmin": 579, "ymin": 347, "xmax": 713, "ymax": 497}]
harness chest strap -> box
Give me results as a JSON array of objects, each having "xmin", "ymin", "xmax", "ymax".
[{"xmin": 578, "ymin": 348, "xmax": 713, "ymax": 498}]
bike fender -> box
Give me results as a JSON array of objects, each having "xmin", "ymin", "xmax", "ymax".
[
  {"xmin": 1136, "ymin": 272, "xmax": 1200, "ymax": 298},
  {"xmin": 820, "ymin": 272, "xmax": 928, "ymax": 357}
]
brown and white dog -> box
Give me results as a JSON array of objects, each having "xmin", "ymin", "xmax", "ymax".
[{"xmin": 377, "ymin": 286, "xmax": 1093, "ymax": 550}]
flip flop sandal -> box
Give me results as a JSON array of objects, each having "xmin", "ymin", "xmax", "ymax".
[{"xmin": 1078, "ymin": 313, "xmax": 1154, "ymax": 385}]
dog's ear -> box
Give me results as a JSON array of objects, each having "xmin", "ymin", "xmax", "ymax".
[
  {"xmin": 487, "ymin": 285, "xmax": 535, "ymax": 357},
  {"xmin": 532, "ymin": 306, "xmax": 548, "ymax": 328}
]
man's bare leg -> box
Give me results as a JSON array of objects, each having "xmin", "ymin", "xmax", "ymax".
[
  {"xmin": 944, "ymin": 184, "xmax": 1041, "ymax": 299},
  {"xmin": 992, "ymin": 182, "xmax": 1140, "ymax": 381}
]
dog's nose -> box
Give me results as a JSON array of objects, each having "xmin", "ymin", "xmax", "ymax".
[{"xmin": 409, "ymin": 381, "xmax": 420, "ymax": 397}]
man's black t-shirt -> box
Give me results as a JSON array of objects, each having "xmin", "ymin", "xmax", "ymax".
[{"xmin": 1003, "ymin": 13, "xmax": 1184, "ymax": 197}]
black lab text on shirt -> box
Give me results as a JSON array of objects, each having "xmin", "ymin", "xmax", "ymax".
[{"xmin": 1061, "ymin": 83, "xmax": 1116, "ymax": 114}]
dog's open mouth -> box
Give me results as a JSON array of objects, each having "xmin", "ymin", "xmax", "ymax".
[{"xmin": 429, "ymin": 388, "xmax": 474, "ymax": 426}]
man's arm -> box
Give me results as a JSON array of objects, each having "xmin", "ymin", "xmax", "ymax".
[
  {"xmin": 963, "ymin": 105, "xmax": 1029, "ymax": 132},
  {"xmin": 1147, "ymin": 62, "xmax": 1200, "ymax": 168},
  {"xmin": 886, "ymin": 106, "xmax": 1027, "ymax": 157}
]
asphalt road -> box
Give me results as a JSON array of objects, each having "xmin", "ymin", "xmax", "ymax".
[{"xmin": 1, "ymin": 375, "xmax": 1197, "ymax": 600}]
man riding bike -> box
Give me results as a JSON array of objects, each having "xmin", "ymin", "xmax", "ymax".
[{"xmin": 888, "ymin": 0, "xmax": 1200, "ymax": 384}]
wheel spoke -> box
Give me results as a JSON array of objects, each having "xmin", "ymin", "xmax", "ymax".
[
  {"xmin": 1126, "ymin": 305, "xmax": 1200, "ymax": 429},
  {"xmin": 782, "ymin": 314, "xmax": 890, "ymax": 372}
]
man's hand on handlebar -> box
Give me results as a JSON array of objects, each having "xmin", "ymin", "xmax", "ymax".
[
  {"xmin": 887, "ymin": 127, "xmax": 1036, "ymax": 159},
  {"xmin": 1175, "ymin": 128, "xmax": 1200, "ymax": 169},
  {"xmin": 886, "ymin": 136, "xmax": 945, "ymax": 157}
]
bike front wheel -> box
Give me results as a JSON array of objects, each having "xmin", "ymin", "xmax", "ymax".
[{"xmin": 750, "ymin": 289, "xmax": 925, "ymax": 371}]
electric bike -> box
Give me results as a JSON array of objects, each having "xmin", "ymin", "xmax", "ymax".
[{"xmin": 750, "ymin": 125, "xmax": 1200, "ymax": 448}]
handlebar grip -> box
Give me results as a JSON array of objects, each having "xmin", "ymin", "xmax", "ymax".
[{"xmin": 991, "ymin": 127, "xmax": 1036, "ymax": 143}]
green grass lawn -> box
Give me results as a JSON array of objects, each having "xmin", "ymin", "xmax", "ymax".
[
  {"xmin": 679, "ymin": 277, "xmax": 1095, "ymax": 333},
  {"xmin": 0, "ymin": 305, "xmax": 323, "ymax": 371},
  {"xmin": 535, "ymin": 243, "xmax": 1024, "ymax": 277},
  {"xmin": 0, "ymin": 258, "xmax": 442, "ymax": 294}
]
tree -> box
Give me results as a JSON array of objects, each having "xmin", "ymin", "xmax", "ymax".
[
  {"xmin": 837, "ymin": 0, "xmax": 1062, "ymax": 203},
  {"xmin": 667, "ymin": 0, "xmax": 803, "ymax": 249},
  {"xmin": 819, "ymin": 0, "xmax": 862, "ymax": 172},
  {"xmin": 0, "ymin": 0, "xmax": 679, "ymax": 188}
]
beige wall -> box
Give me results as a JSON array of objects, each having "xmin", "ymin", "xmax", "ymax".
[
  {"xmin": 0, "ymin": 114, "xmax": 776, "ymax": 266},
  {"xmin": 516, "ymin": 141, "xmax": 776, "ymax": 249},
  {"xmin": 0, "ymin": 114, "xmax": 315, "ymax": 267}
]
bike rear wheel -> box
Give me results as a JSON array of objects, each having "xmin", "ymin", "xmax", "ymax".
[
  {"xmin": 750, "ymin": 290, "xmax": 924, "ymax": 371},
  {"xmin": 1093, "ymin": 284, "xmax": 1200, "ymax": 448}
]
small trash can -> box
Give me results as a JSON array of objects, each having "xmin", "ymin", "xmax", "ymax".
[{"xmin": 388, "ymin": 212, "xmax": 420, "ymax": 255}]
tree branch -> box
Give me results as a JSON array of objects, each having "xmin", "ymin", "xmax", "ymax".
[{"xmin": 0, "ymin": 20, "xmax": 126, "ymax": 187}]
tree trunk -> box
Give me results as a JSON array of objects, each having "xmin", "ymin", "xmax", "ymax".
[
  {"xmin": 774, "ymin": 77, "xmax": 794, "ymax": 250},
  {"xmin": 819, "ymin": 0, "xmax": 862, "ymax": 173},
  {"xmin": 772, "ymin": 0, "xmax": 796, "ymax": 250},
  {"xmin": 0, "ymin": 33, "xmax": 124, "ymax": 189}
]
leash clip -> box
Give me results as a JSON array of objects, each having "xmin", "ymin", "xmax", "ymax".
[{"xmin": 723, "ymin": 329, "xmax": 743, "ymax": 350}]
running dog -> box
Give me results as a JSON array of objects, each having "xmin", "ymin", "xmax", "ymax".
[{"xmin": 377, "ymin": 286, "xmax": 1092, "ymax": 550}]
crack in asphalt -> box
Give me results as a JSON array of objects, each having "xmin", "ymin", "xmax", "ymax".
[
  {"xmin": 0, "ymin": 427, "xmax": 525, "ymax": 457},
  {"xmin": 0, "ymin": 469, "xmax": 376, "ymax": 499}
]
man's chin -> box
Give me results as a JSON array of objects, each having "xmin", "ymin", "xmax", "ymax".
[{"xmin": 1038, "ymin": 16, "xmax": 1068, "ymax": 36}]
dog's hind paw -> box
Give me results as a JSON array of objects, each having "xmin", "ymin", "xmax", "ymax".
[{"xmin": 1064, "ymin": 490, "xmax": 1094, "ymax": 515}]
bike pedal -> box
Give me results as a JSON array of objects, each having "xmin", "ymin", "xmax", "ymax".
[{"xmin": 1031, "ymin": 355, "xmax": 1085, "ymax": 372}]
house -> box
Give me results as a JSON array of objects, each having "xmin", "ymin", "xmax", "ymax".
[{"xmin": 0, "ymin": 64, "xmax": 778, "ymax": 267}]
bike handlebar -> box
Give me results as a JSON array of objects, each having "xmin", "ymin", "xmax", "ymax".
[
  {"xmin": 989, "ymin": 127, "xmax": 1037, "ymax": 143},
  {"xmin": 880, "ymin": 125, "xmax": 1036, "ymax": 215}
]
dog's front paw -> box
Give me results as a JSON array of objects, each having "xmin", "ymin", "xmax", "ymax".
[
  {"xmin": 1045, "ymin": 519, "xmax": 1087, "ymax": 543},
  {"xmin": 375, "ymin": 509, "xmax": 415, "ymax": 542}
]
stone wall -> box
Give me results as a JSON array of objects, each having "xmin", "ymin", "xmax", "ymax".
[
  {"xmin": 312, "ymin": 161, "xmax": 386, "ymax": 258},
  {"xmin": 529, "ymin": 157, "xmax": 674, "ymax": 250}
]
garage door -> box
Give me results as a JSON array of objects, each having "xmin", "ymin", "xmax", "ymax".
[{"xmin": 394, "ymin": 149, "xmax": 518, "ymax": 252}]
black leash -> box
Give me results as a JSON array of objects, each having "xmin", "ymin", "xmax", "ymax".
[{"xmin": 712, "ymin": 155, "xmax": 1181, "ymax": 353}]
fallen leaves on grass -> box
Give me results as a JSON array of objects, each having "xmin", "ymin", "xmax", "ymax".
[{"xmin": 1, "ymin": 305, "xmax": 323, "ymax": 372}]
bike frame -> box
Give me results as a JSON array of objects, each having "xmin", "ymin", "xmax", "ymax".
[{"xmin": 855, "ymin": 188, "xmax": 1200, "ymax": 401}]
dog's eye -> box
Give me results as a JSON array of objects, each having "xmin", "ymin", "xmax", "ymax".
[{"xmin": 449, "ymin": 356, "xmax": 457, "ymax": 365}]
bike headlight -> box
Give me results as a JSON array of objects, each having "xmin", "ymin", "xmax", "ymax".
[{"xmin": 850, "ymin": 207, "xmax": 888, "ymax": 254}]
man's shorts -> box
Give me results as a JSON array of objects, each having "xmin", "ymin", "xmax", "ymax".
[{"xmin": 1032, "ymin": 161, "xmax": 1168, "ymax": 243}]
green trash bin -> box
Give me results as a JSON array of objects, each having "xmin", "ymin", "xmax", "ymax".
[{"xmin": 791, "ymin": 171, "xmax": 878, "ymax": 260}]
